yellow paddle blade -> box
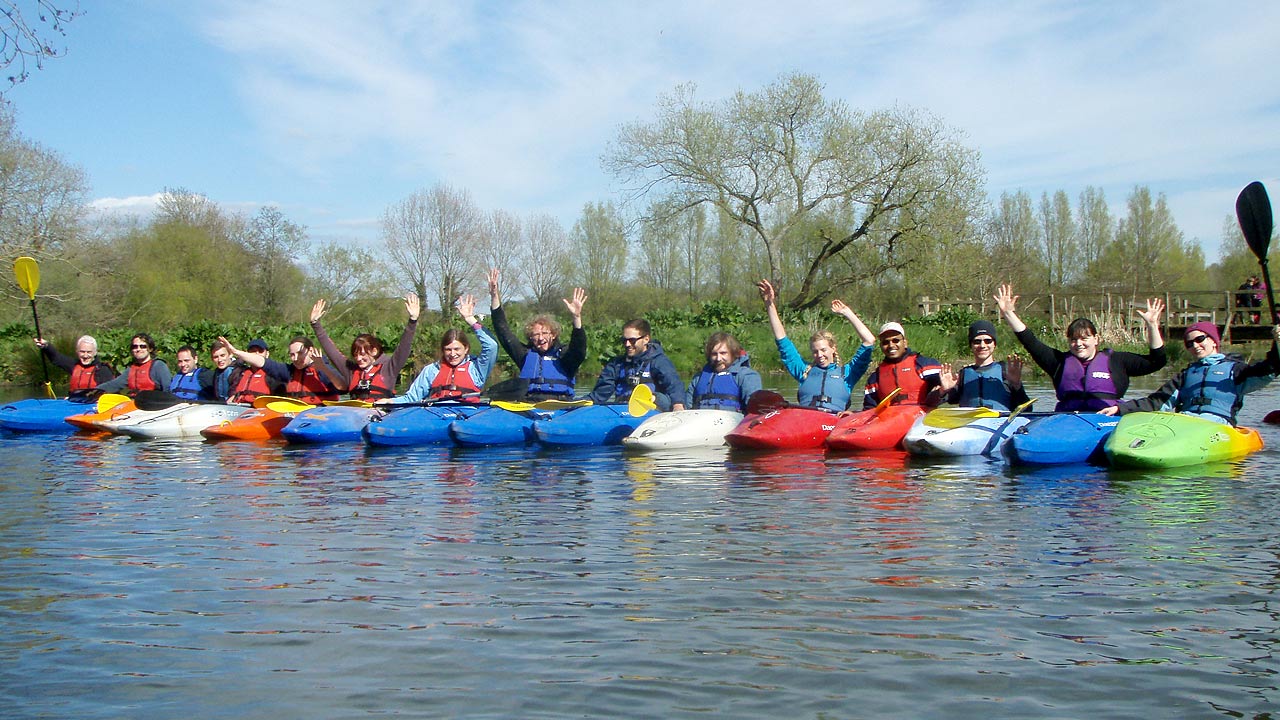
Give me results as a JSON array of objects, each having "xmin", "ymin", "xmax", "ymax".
[
  {"xmin": 535, "ymin": 398, "xmax": 592, "ymax": 410},
  {"xmin": 323, "ymin": 399, "xmax": 373, "ymax": 408},
  {"xmin": 923, "ymin": 406, "xmax": 1002, "ymax": 429},
  {"xmin": 13, "ymin": 256, "xmax": 39, "ymax": 300},
  {"xmin": 96, "ymin": 393, "xmax": 132, "ymax": 413},
  {"xmin": 1005, "ymin": 398, "xmax": 1038, "ymax": 422},
  {"xmin": 628, "ymin": 384, "xmax": 657, "ymax": 416},
  {"xmin": 873, "ymin": 386, "xmax": 902, "ymax": 412},
  {"xmin": 266, "ymin": 400, "xmax": 313, "ymax": 413},
  {"xmin": 491, "ymin": 400, "xmax": 536, "ymax": 413},
  {"xmin": 253, "ymin": 394, "xmax": 306, "ymax": 409}
]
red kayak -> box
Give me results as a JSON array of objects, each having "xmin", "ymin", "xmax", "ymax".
[
  {"xmin": 1265, "ymin": 410, "xmax": 1280, "ymax": 425},
  {"xmin": 65, "ymin": 399, "xmax": 136, "ymax": 432},
  {"xmin": 725, "ymin": 406, "xmax": 840, "ymax": 449},
  {"xmin": 825, "ymin": 405, "xmax": 926, "ymax": 451}
]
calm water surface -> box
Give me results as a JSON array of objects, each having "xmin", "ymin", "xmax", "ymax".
[{"xmin": 2, "ymin": 386, "xmax": 1280, "ymax": 719}]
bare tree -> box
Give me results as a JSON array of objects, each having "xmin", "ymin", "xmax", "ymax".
[
  {"xmin": 0, "ymin": 104, "xmax": 85, "ymax": 255},
  {"xmin": 304, "ymin": 239, "xmax": 389, "ymax": 319},
  {"xmin": 1, "ymin": 0, "xmax": 81, "ymax": 88},
  {"xmin": 520, "ymin": 213, "xmax": 570, "ymax": 309},
  {"xmin": 381, "ymin": 183, "xmax": 484, "ymax": 312},
  {"xmin": 480, "ymin": 208, "xmax": 524, "ymax": 303}
]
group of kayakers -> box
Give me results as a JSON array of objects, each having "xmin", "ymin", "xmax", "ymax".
[{"xmin": 30, "ymin": 275, "xmax": 1280, "ymax": 429}]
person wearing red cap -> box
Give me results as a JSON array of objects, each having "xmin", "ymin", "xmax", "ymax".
[
  {"xmin": 1099, "ymin": 322, "xmax": 1280, "ymax": 425},
  {"xmin": 994, "ymin": 283, "xmax": 1166, "ymax": 412}
]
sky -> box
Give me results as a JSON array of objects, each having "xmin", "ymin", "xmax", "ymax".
[{"xmin": 7, "ymin": 0, "xmax": 1280, "ymax": 262}]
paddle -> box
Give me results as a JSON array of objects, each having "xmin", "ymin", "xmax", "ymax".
[
  {"xmin": 980, "ymin": 397, "xmax": 1038, "ymax": 456},
  {"xmin": 1236, "ymin": 181, "xmax": 1276, "ymax": 324},
  {"xmin": 95, "ymin": 392, "xmax": 132, "ymax": 413},
  {"xmin": 873, "ymin": 387, "xmax": 902, "ymax": 412},
  {"xmin": 491, "ymin": 398, "xmax": 592, "ymax": 412},
  {"xmin": 922, "ymin": 406, "xmax": 1002, "ymax": 429},
  {"xmin": 323, "ymin": 399, "xmax": 375, "ymax": 408},
  {"xmin": 745, "ymin": 390, "xmax": 788, "ymax": 415},
  {"xmin": 628, "ymin": 383, "xmax": 657, "ymax": 416},
  {"xmin": 252, "ymin": 394, "xmax": 308, "ymax": 410},
  {"xmin": 483, "ymin": 377, "xmax": 530, "ymax": 401},
  {"xmin": 264, "ymin": 399, "xmax": 315, "ymax": 413},
  {"xmin": 13, "ymin": 257, "xmax": 54, "ymax": 398}
]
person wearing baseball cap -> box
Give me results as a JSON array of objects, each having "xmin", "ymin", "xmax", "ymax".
[
  {"xmin": 1099, "ymin": 321, "xmax": 1280, "ymax": 425},
  {"xmin": 860, "ymin": 320, "xmax": 944, "ymax": 409},
  {"xmin": 935, "ymin": 320, "xmax": 1030, "ymax": 411},
  {"xmin": 217, "ymin": 336, "xmax": 291, "ymax": 404}
]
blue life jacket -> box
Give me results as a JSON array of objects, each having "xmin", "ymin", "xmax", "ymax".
[
  {"xmin": 691, "ymin": 369, "xmax": 744, "ymax": 411},
  {"xmin": 169, "ymin": 368, "xmax": 205, "ymax": 400},
  {"xmin": 1056, "ymin": 350, "xmax": 1120, "ymax": 411},
  {"xmin": 956, "ymin": 363, "xmax": 1015, "ymax": 411},
  {"xmin": 797, "ymin": 363, "xmax": 851, "ymax": 411},
  {"xmin": 607, "ymin": 358, "xmax": 653, "ymax": 401},
  {"xmin": 520, "ymin": 345, "xmax": 575, "ymax": 397},
  {"xmin": 1178, "ymin": 358, "xmax": 1243, "ymax": 423}
]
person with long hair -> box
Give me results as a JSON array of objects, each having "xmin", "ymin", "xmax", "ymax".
[
  {"xmin": 383, "ymin": 294, "xmax": 498, "ymax": 405},
  {"xmin": 310, "ymin": 293, "xmax": 420, "ymax": 401}
]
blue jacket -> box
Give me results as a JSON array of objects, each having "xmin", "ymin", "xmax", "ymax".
[
  {"xmin": 589, "ymin": 340, "xmax": 686, "ymax": 410},
  {"xmin": 1114, "ymin": 348, "xmax": 1279, "ymax": 425},
  {"xmin": 944, "ymin": 361, "xmax": 1030, "ymax": 411},
  {"xmin": 687, "ymin": 353, "xmax": 762, "ymax": 412},
  {"xmin": 776, "ymin": 336, "xmax": 872, "ymax": 411},
  {"xmin": 393, "ymin": 326, "xmax": 499, "ymax": 404}
]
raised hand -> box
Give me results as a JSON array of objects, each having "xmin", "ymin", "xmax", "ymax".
[
  {"xmin": 1005, "ymin": 353, "xmax": 1023, "ymax": 390},
  {"xmin": 994, "ymin": 284, "xmax": 1018, "ymax": 315},
  {"xmin": 404, "ymin": 292, "xmax": 420, "ymax": 322},
  {"xmin": 1136, "ymin": 297, "xmax": 1164, "ymax": 325},
  {"xmin": 757, "ymin": 279, "xmax": 777, "ymax": 307},
  {"xmin": 310, "ymin": 299, "xmax": 328, "ymax": 323},
  {"xmin": 455, "ymin": 293, "xmax": 477, "ymax": 319},
  {"xmin": 830, "ymin": 299, "xmax": 852, "ymax": 317},
  {"xmin": 937, "ymin": 363, "xmax": 958, "ymax": 393},
  {"xmin": 563, "ymin": 287, "xmax": 587, "ymax": 320}
]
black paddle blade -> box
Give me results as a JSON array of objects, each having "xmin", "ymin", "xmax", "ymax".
[
  {"xmin": 1236, "ymin": 181, "xmax": 1274, "ymax": 261},
  {"xmin": 745, "ymin": 390, "xmax": 787, "ymax": 415}
]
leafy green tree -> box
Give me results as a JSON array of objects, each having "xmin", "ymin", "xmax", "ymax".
[
  {"xmin": 606, "ymin": 72, "xmax": 986, "ymax": 309},
  {"xmin": 1095, "ymin": 186, "xmax": 1205, "ymax": 294},
  {"xmin": 984, "ymin": 191, "xmax": 1044, "ymax": 290},
  {"xmin": 243, "ymin": 206, "xmax": 308, "ymax": 323},
  {"xmin": 1039, "ymin": 189, "xmax": 1077, "ymax": 287},
  {"xmin": 1076, "ymin": 186, "xmax": 1113, "ymax": 276},
  {"xmin": 567, "ymin": 200, "xmax": 628, "ymax": 317}
]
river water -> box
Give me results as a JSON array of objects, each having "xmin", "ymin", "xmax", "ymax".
[{"xmin": 2, "ymin": 385, "xmax": 1279, "ymax": 719}]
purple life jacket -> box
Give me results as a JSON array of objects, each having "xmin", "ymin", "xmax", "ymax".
[{"xmin": 1055, "ymin": 350, "xmax": 1120, "ymax": 411}]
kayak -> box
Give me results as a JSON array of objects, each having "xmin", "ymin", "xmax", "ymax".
[
  {"xmin": 65, "ymin": 399, "xmax": 138, "ymax": 432},
  {"xmin": 724, "ymin": 406, "xmax": 839, "ymax": 450},
  {"xmin": 115, "ymin": 404, "xmax": 248, "ymax": 440},
  {"xmin": 0, "ymin": 398, "xmax": 95, "ymax": 433},
  {"xmin": 202, "ymin": 406, "xmax": 297, "ymax": 441},
  {"xmin": 532, "ymin": 404, "xmax": 656, "ymax": 447},
  {"xmin": 449, "ymin": 406, "xmax": 563, "ymax": 446},
  {"xmin": 363, "ymin": 403, "xmax": 488, "ymax": 447},
  {"xmin": 1265, "ymin": 410, "xmax": 1280, "ymax": 425},
  {"xmin": 1005, "ymin": 413, "xmax": 1118, "ymax": 466},
  {"xmin": 902, "ymin": 409, "xmax": 1035, "ymax": 457},
  {"xmin": 624, "ymin": 409, "xmax": 744, "ymax": 450},
  {"xmin": 825, "ymin": 405, "xmax": 926, "ymax": 451},
  {"xmin": 1104, "ymin": 412, "xmax": 1264, "ymax": 469},
  {"xmin": 281, "ymin": 405, "xmax": 383, "ymax": 444}
]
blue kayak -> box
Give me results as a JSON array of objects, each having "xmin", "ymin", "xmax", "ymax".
[
  {"xmin": 533, "ymin": 404, "xmax": 657, "ymax": 447},
  {"xmin": 449, "ymin": 406, "xmax": 563, "ymax": 446},
  {"xmin": 1006, "ymin": 413, "xmax": 1119, "ymax": 465},
  {"xmin": 281, "ymin": 406, "xmax": 382, "ymax": 444},
  {"xmin": 363, "ymin": 403, "xmax": 488, "ymax": 447},
  {"xmin": 0, "ymin": 398, "xmax": 95, "ymax": 433}
]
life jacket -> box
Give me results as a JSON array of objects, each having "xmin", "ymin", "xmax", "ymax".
[
  {"xmin": 169, "ymin": 369, "xmax": 205, "ymax": 401},
  {"xmin": 956, "ymin": 363, "xmax": 1016, "ymax": 411},
  {"xmin": 691, "ymin": 368, "xmax": 745, "ymax": 411},
  {"xmin": 798, "ymin": 363, "xmax": 851, "ymax": 411},
  {"xmin": 519, "ymin": 346, "xmax": 574, "ymax": 397},
  {"xmin": 127, "ymin": 359, "xmax": 159, "ymax": 393},
  {"xmin": 605, "ymin": 358, "xmax": 654, "ymax": 401},
  {"xmin": 349, "ymin": 363, "xmax": 395, "ymax": 400},
  {"xmin": 212, "ymin": 367, "xmax": 235, "ymax": 401},
  {"xmin": 70, "ymin": 363, "xmax": 102, "ymax": 393},
  {"xmin": 1056, "ymin": 350, "xmax": 1120, "ymax": 411},
  {"xmin": 287, "ymin": 365, "xmax": 340, "ymax": 405},
  {"xmin": 429, "ymin": 358, "xmax": 482, "ymax": 400},
  {"xmin": 230, "ymin": 366, "xmax": 277, "ymax": 404},
  {"xmin": 1178, "ymin": 358, "xmax": 1243, "ymax": 423},
  {"xmin": 870, "ymin": 353, "xmax": 934, "ymax": 406}
]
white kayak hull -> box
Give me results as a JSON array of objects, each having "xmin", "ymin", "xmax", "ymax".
[
  {"xmin": 902, "ymin": 412, "xmax": 1031, "ymax": 457},
  {"xmin": 623, "ymin": 409, "xmax": 744, "ymax": 450},
  {"xmin": 115, "ymin": 404, "xmax": 248, "ymax": 440}
]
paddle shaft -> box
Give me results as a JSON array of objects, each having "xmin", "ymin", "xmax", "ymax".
[
  {"xmin": 28, "ymin": 297, "xmax": 52, "ymax": 391},
  {"xmin": 1237, "ymin": 182, "xmax": 1277, "ymax": 324}
]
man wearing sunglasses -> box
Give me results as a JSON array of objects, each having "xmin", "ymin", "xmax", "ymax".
[
  {"xmin": 1099, "ymin": 322, "xmax": 1280, "ymax": 425},
  {"xmin": 588, "ymin": 319, "xmax": 686, "ymax": 411},
  {"xmin": 935, "ymin": 320, "xmax": 1029, "ymax": 411},
  {"xmin": 96, "ymin": 334, "xmax": 172, "ymax": 395},
  {"xmin": 861, "ymin": 321, "xmax": 943, "ymax": 409}
]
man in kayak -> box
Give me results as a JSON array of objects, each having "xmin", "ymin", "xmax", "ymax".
[
  {"xmin": 311, "ymin": 293, "xmax": 420, "ymax": 401},
  {"xmin": 995, "ymin": 283, "xmax": 1166, "ymax": 411},
  {"xmin": 283, "ymin": 337, "xmax": 343, "ymax": 405},
  {"xmin": 218, "ymin": 337, "xmax": 291, "ymax": 404},
  {"xmin": 168, "ymin": 345, "xmax": 211, "ymax": 401},
  {"xmin": 588, "ymin": 319, "xmax": 686, "ymax": 411},
  {"xmin": 381, "ymin": 293, "xmax": 498, "ymax": 405},
  {"xmin": 687, "ymin": 332, "xmax": 762, "ymax": 412},
  {"xmin": 487, "ymin": 268, "xmax": 587, "ymax": 401},
  {"xmin": 1098, "ymin": 322, "xmax": 1280, "ymax": 425},
  {"xmin": 861, "ymin": 322, "xmax": 943, "ymax": 409},
  {"xmin": 97, "ymin": 334, "xmax": 172, "ymax": 396},
  {"xmin": 33, "ymin": 335, "xmax": 116, "ymax": 396},
  {"xmin": 757, "ymin": 279, "xmax": 875, "ymax": 411},
  {"xmin": 203, "ymin": 342, "xmax": 238, "ymax": 402},
  {"xmin": 934, "ymin": 320, "xmax": 1029, "ymax": 411}
]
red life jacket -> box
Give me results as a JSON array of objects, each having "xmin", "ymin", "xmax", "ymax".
[
  {"xmin": 70, "ymin": 363, "xmax": 100, "ymax": 392},
  {"xmin": 230, "ymin": 367, "xmax": 274, "ymax": 404},
  {"xmin": 349, "ymin": 363, "xmax": 394, "ymax": 400},
  {"xmin": 287, "ymin": 365, "xmax": 339, "ymax": 405},
  {"xmin": 870, "ymin": 353, "xmax": 933, "ymax": 405},
  {"xmin": 428, "ymin": 359, "xmax": 481, "ymax": 400},
  {"xmin": 128, "ymin": 359, "xmax": 158, "ymax": 393}
]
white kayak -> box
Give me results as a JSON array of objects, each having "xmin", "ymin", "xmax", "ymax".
[
  {"xmin": 623, "ymin": 409, "xmax": 744, "ymax": 450},
  {"xmin": 113, "ymin": 403, "xmax": 248, "ymax": 440},
  {"xmin": 902, "ymin": 409, "xmax": 1033, "ymax": 457}
]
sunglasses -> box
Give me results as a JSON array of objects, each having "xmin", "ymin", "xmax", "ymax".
[
  {"xmin": 970, "ymin": 338, "xmax": 995, "ymax": 345},
  {"xmin": 131, "ymin": 344, "xmax": 149, "ymax": 350},
  {"xmin": 621, "ymin": 336, "xmax": 646, "ymax": 345},
  {"xmin": 1184, "ymin": 334, "xmax": 1211, "ymax": 347}
]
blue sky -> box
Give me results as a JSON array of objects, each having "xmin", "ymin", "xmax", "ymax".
[{"xmin": 8, "ymin": 0, "xmax": 1280, "ymax": 261}]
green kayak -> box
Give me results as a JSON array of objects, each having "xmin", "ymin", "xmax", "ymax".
[{"xmin": 1103, "ymin": 411, "xmax": 1264, "ymax": 469}]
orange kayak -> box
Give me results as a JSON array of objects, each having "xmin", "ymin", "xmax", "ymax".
[
  {"xmin": 201, "ymin": 407, "xmax": 294, "ymax": 441},
  {"xmin": 825, "ymin": 404, "xmax": 926, "ymax": 451},
  {"xmin": 65, "ymin": 399, "xmax": 137, "ymax": 432}
]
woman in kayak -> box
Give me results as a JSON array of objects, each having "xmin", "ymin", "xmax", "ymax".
[
  {"xmin": 934, "ymin": 320, "xmax": 1029, "ymax": 411},
  {"xmin": 487, "ymin": 268, "xmax": 587, "ymax": 401},
  {"xmin": 33, "ymin": 335, "xmax": 116, "ymax": 396},
  {"xmin": 687, "ymin": 332, "xmax": 762, "ymax": 413},
  {"xmin": 310, "ymin": 293, "xmax": 420, "ymax": 401},
  {"xmin": 994, "ymin": 283, "xmax": 1166, "ymax": 411},
  {"xmin": 381, "ymin": 293, "xmax": 498, "ymax": 405},
  {"xmin": 757, "ymin": 279, "xmax": 875, "ymax": 412},
  {"xmin": 1099, "ymin": 322, "xmax": 1279, "ymax": 425},
  {"xmin": 96, "ymin": 333, "xmax": 172, "ymax": 396}
]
